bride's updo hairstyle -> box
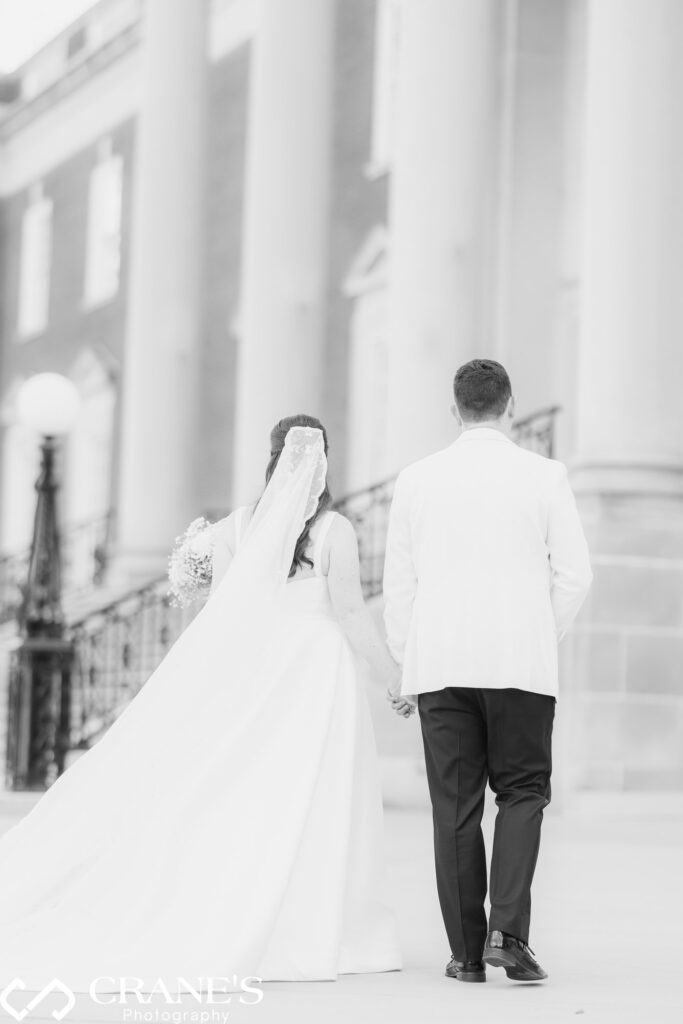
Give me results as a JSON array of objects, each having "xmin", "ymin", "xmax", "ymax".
[{"xmin": 265, "ymin": 414, "xmax": 332, "ymax": 578}]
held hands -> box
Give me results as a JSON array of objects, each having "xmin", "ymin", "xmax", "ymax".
[
  {"xmin": 386, "ymin": 669, "xmax": 417, "ymax": 719},
  {"xmin": 386, "ymin": 690, "xmax": 416, "ymax": 718},
  {"xmin": 385, "ymin": 659, "xmax": 417, "ymax": 716}
]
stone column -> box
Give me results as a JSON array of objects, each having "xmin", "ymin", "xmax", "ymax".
[
  {"xmin": 573, "ymin": 0, "xmax": 683, "ymax": 510},
  {"xmin": 116, "ymin": 0, "xmax": 208, "ymax": 575},
  {"xmin": 569, "ymin": 0, "xmax": 683, "ymax": 793},
  {"xmin": 384, "ymin": 0, "xmax": 498, "ymax": 473},
  {"xmin": 231, "ymin": 0, "xmax": 335, "ymax": 505}
]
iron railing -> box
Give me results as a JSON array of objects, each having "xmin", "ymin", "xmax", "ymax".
[
  {"xmin": 512, "ymin": 404, "xmax": 561, "ymax": 459},
  {"xmin": 53, "ymin": 406, "xmax": 561, "ymax": 759},
  {"xmin": 66, "ymin": 578, "xmax": 199, "ymax": 750},
  {"xmin": 6, "ymin": 638, "xmax": 73, "ymax": 789},
  {"xmin": 333, "ymin": 477, "xmax": 396, "ymax": 598},
  {"xmin": 0, "ymin": 511, "xmax": 113, "ymax": 625}
]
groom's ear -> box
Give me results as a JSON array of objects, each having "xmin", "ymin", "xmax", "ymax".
[
  {"xmin": 507, "ymin": 395, "xmax": 516, "ymax": 419},
  {"xmin": 451, "ymin": 402, "xmax": 463, "ymax": 425}
]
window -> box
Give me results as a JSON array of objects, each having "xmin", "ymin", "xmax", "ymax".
[
  {"xmin": 17, "ymin": 188, "xmax": 53, "ymax": 338},
  {"xmin": 84, "ymin": 145, "xmax": 123, "ymax": 308},
  {"xmin": 369, "ymin": 0, "xmax": 402, "ymax": 175}
]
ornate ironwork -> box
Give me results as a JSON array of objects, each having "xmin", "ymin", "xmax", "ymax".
[
  {"xmin": 332, "ymin": 478, "xmax": 396, "ymax": 597},
  {"xmin": 0, "ymin": 510, "xmax": 113, "ymax": 625},
  {"xmin": 5, "ymin": 437, "xmax": 77, "ymax": 790},
  {"xmin": 6, "ymin": 639, "xmax": 73, "ymax": 789},
  {"xmin": 0, "ymin": 552, "xmax": 28, "ymax": 626},
  {"xmin": 20, "ymin": 439, "xmax": 64, "ymax": 637},
  {"xmin": 67, "ymin": 580, "xmax": 199, "ymax": 750},
  {"xmin": 512, "ymin": 405, "xmax": 561, "ymax": 459}
]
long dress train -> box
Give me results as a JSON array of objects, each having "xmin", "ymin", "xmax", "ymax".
[{"xmin": 0, "ymin": 432, "xmax": 401, "ymax": 993}]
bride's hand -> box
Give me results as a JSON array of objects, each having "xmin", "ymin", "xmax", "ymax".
[
  {"xmin": 385, "ymin": 668, "xmax": 416, "ymax": 718},
  {"xmin": 386, "ymin": 663, "xmax": 403, "ymax": 702},
  {"xmin": 386, "ymin": 690, "xmax": 416, "ymax": 718}
]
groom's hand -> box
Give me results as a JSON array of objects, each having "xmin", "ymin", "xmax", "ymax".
[{"xmin": 386, "ymin": 688, "xmax": 416, "ymax": 718}]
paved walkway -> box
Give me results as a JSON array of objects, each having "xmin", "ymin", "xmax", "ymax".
[{"xmin": 0, "ymin": 791, "xmax": 680, "ymax": 1024}]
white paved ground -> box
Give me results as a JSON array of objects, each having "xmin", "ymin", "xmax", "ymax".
[{"xmin": 0, "ymin": 790, "xmax": 681, "ymax": 1024}]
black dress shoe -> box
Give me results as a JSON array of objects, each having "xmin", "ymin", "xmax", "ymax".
[
  {"xmin": 482, "ymin": 930, "xmax": 548, "ymax": 981},
  {"xmin": 445, "ymin": 957, "xmax": 486, "ymax": 983}
]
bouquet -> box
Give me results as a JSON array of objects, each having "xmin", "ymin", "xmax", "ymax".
[{"xmin": 168, "ymin": 517, "xmax": 218, "ymax": 607}]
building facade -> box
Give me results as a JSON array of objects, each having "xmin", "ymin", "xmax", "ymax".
[{"xmin": 1, "ymin": 0, "xmax": 682, "ymax": 790}]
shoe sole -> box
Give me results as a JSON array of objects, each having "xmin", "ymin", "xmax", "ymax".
[
  {"xmin": 445, "ymin": 970, "xmax": 486, "ymax": 983},
  {"xmin": 482, "ymin": 949, "xmax": 547, "ymax": 982}
]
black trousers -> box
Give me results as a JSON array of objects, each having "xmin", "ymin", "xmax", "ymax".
[{"xmin": 418, "ymin": 686, "xmax": 555, "ymax": 962}]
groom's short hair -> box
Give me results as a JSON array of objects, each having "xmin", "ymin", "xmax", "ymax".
[{"xmin": 453, "ymin": 359, "xmax": 512, "ymax": 421}]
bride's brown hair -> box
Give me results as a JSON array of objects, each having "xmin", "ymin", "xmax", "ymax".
[{"xmin": 265, "ymin": 414, "xmax": 332, "ymax": 578}]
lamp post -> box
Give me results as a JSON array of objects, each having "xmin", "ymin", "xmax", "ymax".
[{"xmin": 6, "ymin": 374, "xmax": 80, "ymax": 790}]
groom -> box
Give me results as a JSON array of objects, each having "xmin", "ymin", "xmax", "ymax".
[{"xmin": 383, "ymin": 359, "xmax": 592, "ymax": 983}]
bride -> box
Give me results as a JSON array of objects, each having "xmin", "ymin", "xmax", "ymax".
[{"xmin": 0, "ymin": 414, "xmax": 404, "ymax": 994}]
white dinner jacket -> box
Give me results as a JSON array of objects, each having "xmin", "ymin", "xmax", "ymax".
[{"xmin": 383, "ymin": 427, "xmax": 593, "ymax": 699}]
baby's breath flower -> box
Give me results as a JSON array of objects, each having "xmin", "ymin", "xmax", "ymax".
[{"xmin": 168, "ymin": 517, "xmax": 217, "ymax": 607}]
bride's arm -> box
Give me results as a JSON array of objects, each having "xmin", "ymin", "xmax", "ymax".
[
  {"xmin": 210, "ymin": 513, "xmax": 237, "ymax": 595},
  {"xmin": 326, "ymin": 515, "xmax": 402, "ymax": 695}
]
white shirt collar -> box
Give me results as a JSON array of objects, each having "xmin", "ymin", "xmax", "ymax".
[{"xmin": 454, "ymin": 426, "xmax": 514, "ymax": 444}]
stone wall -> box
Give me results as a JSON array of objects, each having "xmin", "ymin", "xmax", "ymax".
[{"xmin": 563, "ymin": 555, "xmax": 683, "ymax": 790}]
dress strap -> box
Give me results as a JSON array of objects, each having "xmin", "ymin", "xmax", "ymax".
[{"xmin": 312, "ymin": 511, "xmax": 336, "ymax": 577}]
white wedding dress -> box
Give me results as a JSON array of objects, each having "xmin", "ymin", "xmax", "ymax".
[{"xmin": 0, "ymin": 427, "xmax": 401, "ymax": 993}]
